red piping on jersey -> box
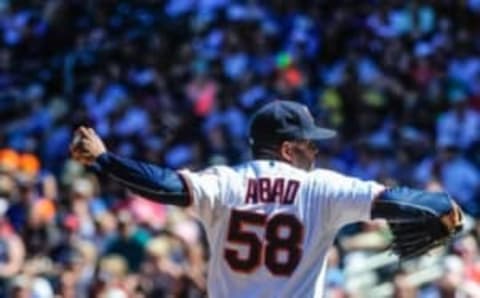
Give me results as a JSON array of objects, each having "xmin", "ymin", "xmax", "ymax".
[{"xmin": 177, "ymin": 172, "xmax": 194, "ymax": 207}]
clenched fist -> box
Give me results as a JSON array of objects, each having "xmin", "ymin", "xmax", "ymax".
[{"xmin": 70, "ymin": 126, "xmax": 107, "ymax": 166}]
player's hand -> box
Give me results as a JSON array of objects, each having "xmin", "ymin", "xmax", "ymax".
[
  {"xmin": 441, "ymin": 200, "xmax": 463, "ymax": 234},
  {"xmin": 70, "ymin": 126, "xmax": 107, "ymax": 166}
]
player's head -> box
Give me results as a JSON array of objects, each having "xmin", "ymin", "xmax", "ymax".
[{"xmin": 248, "ymin": 100, "xmax": 336, "ymax": 170}]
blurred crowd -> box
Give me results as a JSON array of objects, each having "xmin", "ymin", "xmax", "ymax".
[{"xmin": 1, "ymin": 0, "xmax": 480, "ymax": 297}]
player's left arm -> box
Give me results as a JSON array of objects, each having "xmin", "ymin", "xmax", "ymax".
[
  {"xmin": 315, "ymin": 170, "xmax": 463, "ymax": 259},
  {"xmin": 370, "ymin": 187, "xmax": 463, "ymax": 228},
  {"xmin": 370, "ymin": 187, "xmax": 464, "ymax": 259}
]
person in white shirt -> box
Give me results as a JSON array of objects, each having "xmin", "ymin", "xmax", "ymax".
[{"xmin": 70, "ymin": 100, "xmax": 463, "ymax": 298}]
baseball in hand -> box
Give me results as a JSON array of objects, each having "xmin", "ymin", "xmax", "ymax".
[
  {"xmin": 70, "ymin": 133, "xmax": 89, "ymax": 165},
  {"xmin": 70, "ymin": 126, "xmax": 107, "ymax": 165},
  {"xmin": 72, "ymin": 132, "xmax": 83, "ymax": 148}
]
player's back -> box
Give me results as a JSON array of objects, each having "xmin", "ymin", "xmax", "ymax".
[{"xmin": 179, "ymin": 159, "xmax": 382, "ymax": 298}]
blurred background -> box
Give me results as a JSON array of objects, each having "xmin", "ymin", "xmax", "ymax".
[{"xmin": 0, "ymin": 0, "xmax": 480, "ymax": 297}]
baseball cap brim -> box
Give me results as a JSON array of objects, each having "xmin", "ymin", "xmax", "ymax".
[{"xmin": 305, "ymin": 127, "xmax": 337, "ymax": 140}]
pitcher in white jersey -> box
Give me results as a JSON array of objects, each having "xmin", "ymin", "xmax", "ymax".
[{"xmin": 70, "ymin": 100, "xmax": 463, "ymax": 298}]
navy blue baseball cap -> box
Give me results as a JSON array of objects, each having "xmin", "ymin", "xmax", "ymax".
[{"xmin": 248, "ymin": 100, "xmax": 336, "ymax": 146}]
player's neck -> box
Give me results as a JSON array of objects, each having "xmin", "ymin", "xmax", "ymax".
[{"xmin": 253, "ymin": 148, "xmax": 284, "ymax": 162}]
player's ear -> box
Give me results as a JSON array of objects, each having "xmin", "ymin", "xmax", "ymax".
[{"xmin": 280, "ymin": 141, "xmax": 294, "ymax": 163}]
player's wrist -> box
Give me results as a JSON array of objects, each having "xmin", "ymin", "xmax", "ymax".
[
  {"xmin": 95, "ymin": 151, "xmax": 110, "ymax": 164},
  {"xmin": 93, "ymin": 149, "xmax": 107, "ymax": 159}
]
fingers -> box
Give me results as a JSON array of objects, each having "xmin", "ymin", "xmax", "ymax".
[
  {"xmin": 70, "ymin": 148, "xmax": 94, "ymax": 165},
  {"xmin": 452, "ymin": 202, "xmax": 464, "ymax": 231},
  {"xmin": 74, "ymin": 156, "xmax": 95, "ymax": 166},
  {"xmin": 440, "ymin": 201, "xmax": 464, "ymax": 234},
  {"xmin": 73, "ymin": 127, "xmax": 99, "ymax": 149},
  {"xmin": 76, "ymin": 126, "xmax": 89, "ymax": 138},
  {"xmin": 88, "ymin": 127, "xmax": 96, "ymax": 137},
  {"xmin": 75, "ymin": 126, "xmax": 97, "ymax": 139},
  {"xmin": 454, "ymin": 202, "xmax": 463, "ymax": 224},
  {"xmin": 71, "ymin": 126, "xmax": 94, "ymax": 163},
  {"xmin": 72, "ymin": 125, "xmax": 107, "ymax": 161}
]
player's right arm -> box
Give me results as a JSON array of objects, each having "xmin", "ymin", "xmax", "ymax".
[
  {"xmin": 70, "ymin": 126, "xmax": 190, "ymax": 206},
  {"xmin": 70, "ymin": 126, "xmax": 223, "ymax": 221}
]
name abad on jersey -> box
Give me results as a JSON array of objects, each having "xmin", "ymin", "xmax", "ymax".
[{"xmin": 245, "ymin": 178, "xmax": 300, "ymax": 204}]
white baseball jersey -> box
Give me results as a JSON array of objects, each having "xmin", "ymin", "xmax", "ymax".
[{"xmin": 178, "ymin": 160, "xmax": 384, "ymax": 298}]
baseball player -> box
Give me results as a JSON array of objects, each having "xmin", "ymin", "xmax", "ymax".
[{"xmin": 71, "ymin": 100, "xmax": 463, "ymax": 298}]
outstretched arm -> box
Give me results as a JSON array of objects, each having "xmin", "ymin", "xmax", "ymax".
[
  {"xmin": 370, "ymin": 187, "xmax": 463, "ymax": 259},
  {"xmin": 70, "ymin": 127, "xmax": 189, "ymax": 206}
]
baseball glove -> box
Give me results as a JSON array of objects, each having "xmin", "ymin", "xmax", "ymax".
[{"xmin": 372, "ymin": 187, "xmax": 464, "ymax": 260}]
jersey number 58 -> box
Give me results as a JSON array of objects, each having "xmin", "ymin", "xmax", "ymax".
[{"xmin": 224, "ymin": 209, "xmax": 304, "ymax": 276}]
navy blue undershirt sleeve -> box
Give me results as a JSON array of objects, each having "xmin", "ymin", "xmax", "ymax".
[{"xmin": 92, "ymin": 152, "xmax": 189, "ymax": 206}]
